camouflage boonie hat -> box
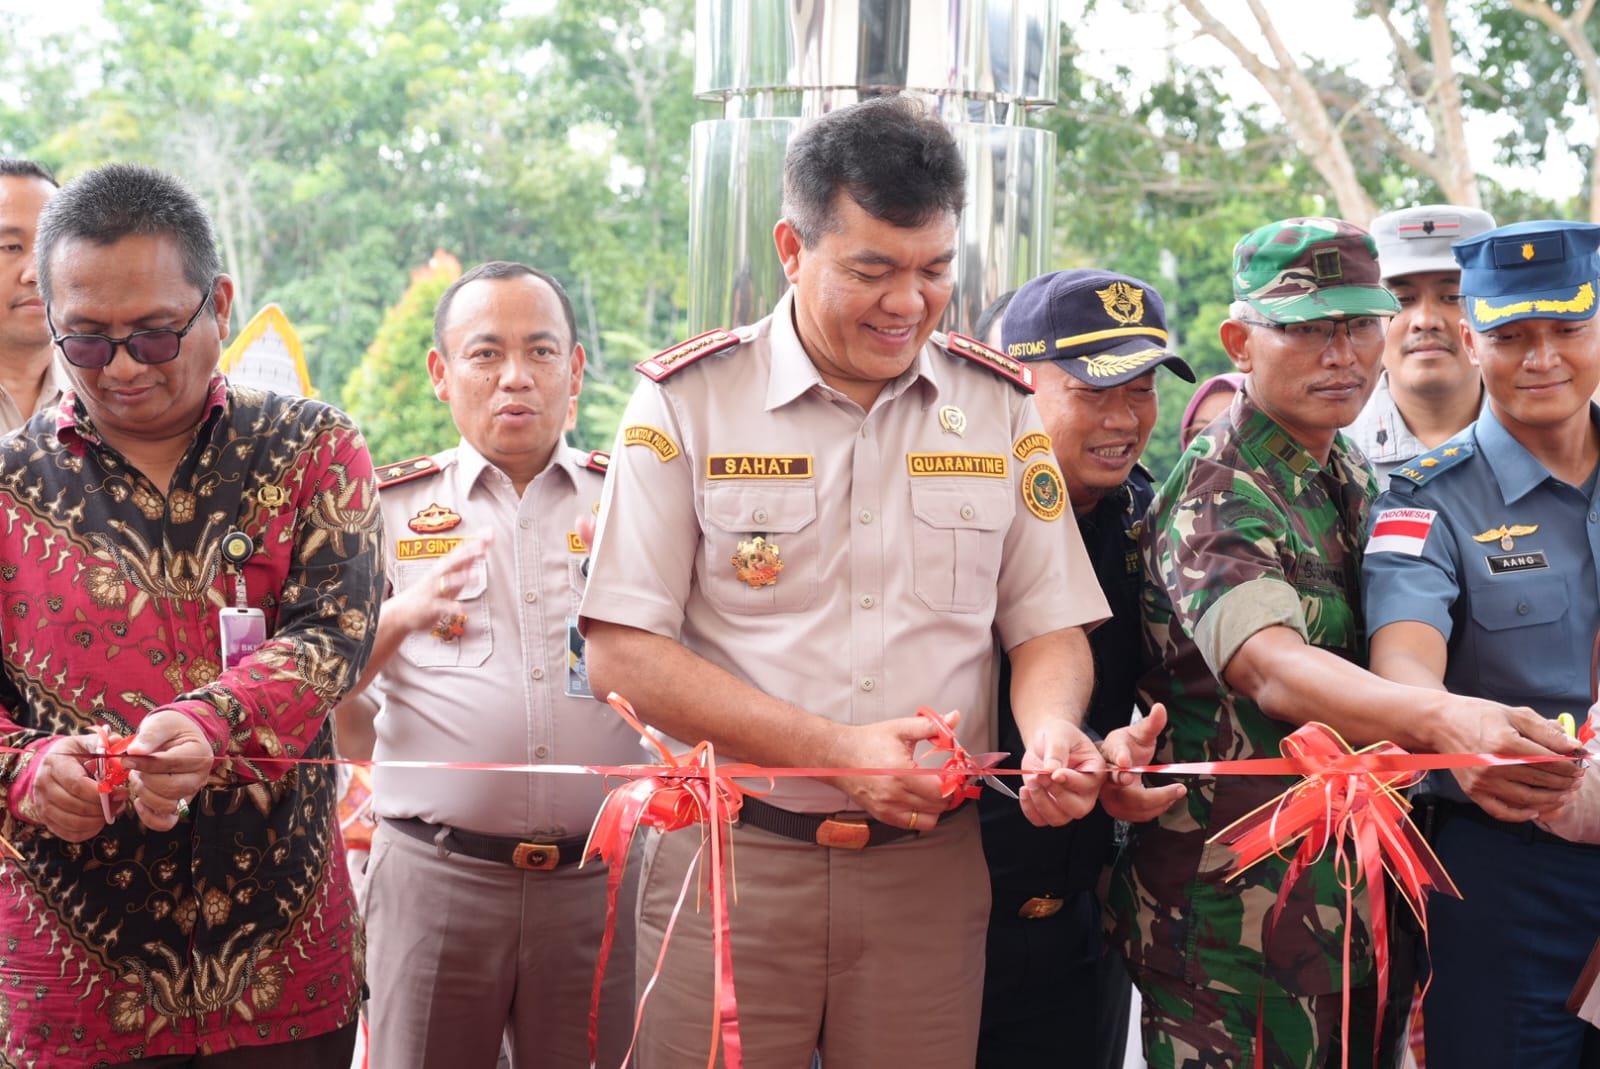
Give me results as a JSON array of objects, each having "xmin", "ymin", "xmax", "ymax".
[{"xmin": 1232, "ymin": 217, "xmax": 1400, "ymax": 323}]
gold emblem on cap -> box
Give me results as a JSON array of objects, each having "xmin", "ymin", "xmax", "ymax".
[
  {"xmin": 1473, "ymin": 524, "xmax": 1538, "ymax": 551},
  {"xmin": 1095, "ymin": 281, "xmax": 1145, "ymax": 326},
  {"xmin": 256, "ymin": 484, "xmax": 289, "ymax": 508},
  {"xmin": 731, "ymin": 536, "xmax": 784, "ymax": 589},
  {"xmin": 1082, "ymin": 350, "xmax": 1160, "ymax": 379},
  {"xmin": 938, "ymin": 405, "xmax": 967, "ymax": 437},
  {"xmin": 1523, "ymin": 243, "xmax": 1536, "ymax": 261}
]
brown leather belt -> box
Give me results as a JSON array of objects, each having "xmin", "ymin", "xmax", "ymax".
[
  {"xmin": 387, "ymin": 816, "xmax": 586, "ymax": 871},
  {"xmin": 736, "ymin": 795, "xmax": 950, "ymax": 849}
]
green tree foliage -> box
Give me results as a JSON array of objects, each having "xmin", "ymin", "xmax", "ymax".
[
  {"xmin": 1044, "ymin": 32, "xmax": 1325, "ymax": 480},
  {"xmin": 341, "ymin": 252, "xmax": 461, "ymax": 465}
]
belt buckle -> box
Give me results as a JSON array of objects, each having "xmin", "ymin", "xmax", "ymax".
[
  {"xmin": 815, "ymin": 817, "xmax": 870, "ymax": 850},
  {"xmin": 1018, "ymin": 895, "xmax": 1063, "ymax": 920},
  {"xmin": 512, "ymin": 842, "xmax": 560, "ymax": 871}
]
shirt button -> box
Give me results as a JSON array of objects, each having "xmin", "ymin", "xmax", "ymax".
[
  {"xmin": 524, "ymin": 591, "xmax": 538, "ymax": 603},
  {"xmin": 860, "ymin": 677, "xmax": 875, "ymax": 692},
  {"xmin": 960, "ymin": 504, "xmax": 975, "ymax": 520},
  {"xmin": 859, "ymin": 594, "xmax": 875, "ymax": 609},
  {"xmin": 519, "ymin": 518, "xmax": 532, "ymax": 530},
  {"xmin": 1517, "ymin": 602, "xmax": 1530, "ymax": 616},
  {"xmin": 753, "ymin": 508, "xmax": 769, "ymax": 524},
  {"xmin": 531, "ymin": 666, "xmax": 545, "ymax": 680},
  {"xmin": 859, "ymin": 510, "xmax": 873, "ymax": 524},
  {"xmin": 1590, "ymin": 511, "xmax": 1597, "ymax": 523},
  {"xmin": 535, "ymin": 745, "xmax": 549, "ymax": 759}
]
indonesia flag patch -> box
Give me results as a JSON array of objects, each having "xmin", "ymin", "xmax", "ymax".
[{"xmin": 1368, "ymin": 507, "xmax": 1438, "ymax": 556}]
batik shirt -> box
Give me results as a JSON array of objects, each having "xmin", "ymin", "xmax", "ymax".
[
  {"xmin": 1106, "ymin": 387, "xmax": 1378, "ymax": 997},
  {"xmin": 0, "ymin": 375, "xmax": 381, "ymax": 1065}
]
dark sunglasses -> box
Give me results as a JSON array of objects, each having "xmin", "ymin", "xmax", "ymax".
[{"xmin": 46, "ymin": 285, "xmax": 215, "ymax": 369}]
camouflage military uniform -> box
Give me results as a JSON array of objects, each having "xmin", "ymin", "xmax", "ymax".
[{"xmin": 1105, "ymin": 388, "xmax": 1380, "ymax": 1069}]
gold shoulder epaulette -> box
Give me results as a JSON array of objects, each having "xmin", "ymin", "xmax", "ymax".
[
  {"xmin": 636, "ymin": 329, "xmax": 741, "ymax": 383},
  {"xmin": 376, "ymin": 456, "xmax": 441, "ymax": 489},
  {"xmin": 1390, "ymin": 439, "xmax": 1474, "ymax": 487},
  {"xmin": 944, "ymin": 332, "xmax": 1035, "ymax": 393},
  {"xmin": 583, "ymin": 450, "xmax": 610, "ymax": 474}
]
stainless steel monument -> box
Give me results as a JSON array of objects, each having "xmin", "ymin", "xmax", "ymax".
[{"xmin": 688, "ymin": 0, "xmax": 1061, "ymax": 335}]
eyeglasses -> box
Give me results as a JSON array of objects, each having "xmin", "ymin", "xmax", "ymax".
[
  {"xmin": 46, "ymin": 285, "xmax": 214, "ymax": 369},
  {"xmin": 1237, "ymin": 315, "xmax": 1388, "ymax": 351}
]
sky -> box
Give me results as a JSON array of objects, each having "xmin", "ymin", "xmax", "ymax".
[
  {"xmin": 4, "ymin": 0, "xmax": 1588, "ymax": 198},
  {"xmin": 1071, "ymin": 0, "xmax": 1590, "ymax": 196}
]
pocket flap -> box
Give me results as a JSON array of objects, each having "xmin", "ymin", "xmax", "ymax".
[
  {"xmin": 1470, "ymin": 574, "xmax": 1567, "ymax": 631},
  {"xmin": 703, "ymin": 484, "xmax": 817, "ymax": 534},
  {"xmin": 910, "ymin": 481, "xmax": 1010, "ymax": 531}
]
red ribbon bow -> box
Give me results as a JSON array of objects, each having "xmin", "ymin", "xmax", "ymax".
[
  {"xmin": 915, "ymin": 707, "xmax": 1000, "ymax": 808},
  {"xmin": 583, "ymin": 693, "xmax": 754, "ymax": 1069},
  {"xmin": 1208, "ymin": 721, "xmax": 1460, "ymax": 1069}
]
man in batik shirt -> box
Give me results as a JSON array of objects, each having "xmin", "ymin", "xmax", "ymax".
[
  {"xmin": 1104, "ymin": 218, "xmax": 1568, "ymax": 1069},
  {"xmin": 0, "ymin": 163, "xmax": 381, "ymax": 1066}
]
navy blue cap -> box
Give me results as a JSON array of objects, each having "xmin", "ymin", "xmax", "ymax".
[
  {"xmin": 1001, "ymin": 270, "xmax": 1195, "ymax": 386},
  {"xmin": 1454, "ymin": 219, "xmax": 1600, "ymax": 330}
]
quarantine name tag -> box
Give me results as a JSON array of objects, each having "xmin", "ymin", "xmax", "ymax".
[{"xmin": 566, "ymin": 614, "xmax": 593, "ymax": 698}]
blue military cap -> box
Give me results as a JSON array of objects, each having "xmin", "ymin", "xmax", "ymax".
[
  {"xmin": 1001, "ymin": 269, "xmax": 1195, "ymax": 387},
  {"xmin": 1453, "ymin": 219, "xmax": 1600, "ymax": 331}
]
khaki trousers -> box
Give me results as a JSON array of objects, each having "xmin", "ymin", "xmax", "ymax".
[
  {"xmin": 363, "ymin": 820, "xmax": 637, "ymax": 1069},
  {"xmin": 635, "ymin": 805, "xmax": 989, "ymax": 1068}
]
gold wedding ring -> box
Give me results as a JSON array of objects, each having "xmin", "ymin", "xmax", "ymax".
[{"xmin": 908, "ymin": 811, "xmax": 919, "ymax": 830}]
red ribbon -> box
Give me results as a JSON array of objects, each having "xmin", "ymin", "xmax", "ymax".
[
  {"xmin": 582, "ymin": 693, "xmax": 755, "ymax": 1069},
  {"xmin": 1206, "ymin": 722, "xmax": 1460, "ymax": 1069}
]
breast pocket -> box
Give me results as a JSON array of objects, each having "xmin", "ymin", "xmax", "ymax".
[
  {"xmin": 910, "ymin": 481, "xmax": 1011, "ymax": 614},
  {"xmin": 397, "ymin": 557, "xmax": 493, "ymax": 668},
  {"xmin": 700, "ymin": 483, "xmax": 818, "ymax": 614},
  {"xmin": 1467, "ymin": 573, "xmax": 1577, "ymax": 700}
]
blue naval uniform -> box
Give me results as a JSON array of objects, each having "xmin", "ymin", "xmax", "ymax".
[
  {"xmin": 1362, "ymin": 405, "xmax": 1600, "ymax": 1068},
  {"xmin": 977, "ymin": 466, "xmax": 1151, "ymax": 1069}
]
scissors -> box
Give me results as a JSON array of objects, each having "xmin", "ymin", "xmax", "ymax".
[{"xmin": 968, "ymin": 751, "xmax": 1021, "ymax": 800}]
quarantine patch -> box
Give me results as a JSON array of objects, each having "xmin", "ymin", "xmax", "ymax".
[
  {"xmin": 623, "ymin": 425, "xmax": 681, "ymax": 462},
  {"xmin": 906, "ymin": 453, "xmax": 1008, "ymax": 478},
  {"xmin": 1367, "ymin": 507, "xmax": 1438, "ymax": 556},
  {"xmin": 1020, "ymin": 460, "xmax": 1066, "ymax": 521},
  {"xmin": 1012, "ymin": 431, "xmax": 1053, "ymax": 462}
]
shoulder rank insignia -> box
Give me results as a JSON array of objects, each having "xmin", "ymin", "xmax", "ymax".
[
  {"xmin": 583, "ymin": 450, "xmax": 610, "ymax": 474},
  {"xmin": 636, "ymin": 328, "xmax": 741, "ymax": 382},
  {"xmin": 1390, "ymin": 439, "xmax": 1474, "ymax": 487},
  {"xmin": 377, "ymin": 456, "xmax": 442, "ymax": 489},
  {"xmin": 1473, "ymin": 524, "xmax": 1538, "ymax": 552},
  {"xmin": 944, "ymin": 332, "xmax": 1035, "ymax": 393}
]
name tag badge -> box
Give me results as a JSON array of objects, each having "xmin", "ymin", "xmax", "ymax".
[
  {"xmin": 565, "ymin": 614, "xmax": 593, "ymax": 698},
  {"xmin": 1486, "ymin": 550, "xmax": 1550, "ymax": 575},
  {"xmin": 219, "ymin": 607, "xmax": 268, "ymax": 672}
]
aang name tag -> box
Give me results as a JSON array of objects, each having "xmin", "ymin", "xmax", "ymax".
[{"xmin": 1486, "ymin": 550, "xmax": 1549, "ymax": 575}]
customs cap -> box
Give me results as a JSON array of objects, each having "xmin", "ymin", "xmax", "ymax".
[
  {"xmin": 1453, "ymin": 219, "xmax": 1600, "ymax": 331},
  {"xmin": 1001, "ymin": 269, "xmax": 1194, "ymax": 387},
  {"xmin": 1232, "ymin": 217, "xmax": 1399, "ymax": 323},
  {"xmin": 1370, "ymin": 204, "xmax": 1497, "ymax": 281}
]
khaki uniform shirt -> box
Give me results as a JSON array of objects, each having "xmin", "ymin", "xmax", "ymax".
[
  {"xmin": 0, "ymin": 357, "xmax": 68, "ymax": 437},
  {"xmin": 581, "ymin": 292, "xmax": 1109, "ymax": 812},
  {"xmin": 372, "ymin": 440, "xmax": 639, "ymax": 838}
]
